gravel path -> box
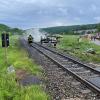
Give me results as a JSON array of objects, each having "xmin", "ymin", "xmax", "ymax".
[{"xmin": 91, "ymin": 39, "xmax": 100, "ymax": 46}]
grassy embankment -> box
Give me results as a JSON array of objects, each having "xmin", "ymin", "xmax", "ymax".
[
  {"xmin": 57, "ymin": 35, "xmax": 100, "ymax": 63},
  {"xmin": 0, "ymin": 35, "xmax": 49, "ymax": 100}
]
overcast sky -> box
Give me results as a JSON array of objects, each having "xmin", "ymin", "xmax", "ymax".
[{"xmin": 0, "ymin": 0, "xmax": 100, "ymax": 29}]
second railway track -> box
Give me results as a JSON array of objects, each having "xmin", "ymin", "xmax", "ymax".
[{"xmin": 31, "ymin": 42, "xmax": 100, "ymax": 96}]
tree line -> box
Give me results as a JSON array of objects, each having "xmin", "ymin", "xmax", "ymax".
[
  {"xmin": 41, "ymin": 23, "xmax": 100, "ymax": 35},
  {"xmin": 0, "ymin": 24, "xmax": 23, "ymax": 35}
]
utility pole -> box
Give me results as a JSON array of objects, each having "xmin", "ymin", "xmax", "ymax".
[{"xmin": 4, "ymin": 32, "xmax": 7, "ymax": 65}]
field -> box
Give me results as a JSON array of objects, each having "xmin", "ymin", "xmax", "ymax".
[
  {"xmin": 0, "ymin": 35, "xmax": 49, "ymax": 100},
  {"xmin": 57, "ymin": 35, "xmax": 100, "ymax": 63}
]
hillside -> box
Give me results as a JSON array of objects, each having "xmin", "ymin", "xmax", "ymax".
[
  {"xmin": 0, "ymin": 24, "xmax": 23, "ymax": 34},
  {"xmin": 41, "ymin": 23, "xmax": 100, "ymax": 34}
]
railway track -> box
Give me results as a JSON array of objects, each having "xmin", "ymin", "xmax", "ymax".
[{"xmin": 31, "ymin": 42, "xmax": 100, "ymax": 96}]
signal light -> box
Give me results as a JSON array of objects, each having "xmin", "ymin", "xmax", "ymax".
[{"xmin": 1, "ymin": 33, "xmax": 9, "ymax": 47}]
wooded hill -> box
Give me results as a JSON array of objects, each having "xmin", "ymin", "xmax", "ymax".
[
  {"xmin": 41, "ymin": 23, "xmax": 100, "ymax": 34},
  {"xmin": 0, "ymin": 24, "xmax": 23, "ymax": 34}
]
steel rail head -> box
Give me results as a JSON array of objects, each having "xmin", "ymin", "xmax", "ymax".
[{"xmin": 31, "ymin": 42, "xmax": 100, "ymax": 94}]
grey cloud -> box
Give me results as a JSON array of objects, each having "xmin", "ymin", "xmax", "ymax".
[{"xmin": 0, "ymin": 0, "xmax": 100, "ymax": 29}]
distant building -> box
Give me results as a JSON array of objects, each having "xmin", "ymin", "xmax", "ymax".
[{"xmin": 74, "ymin": 29, "xmax": 97, "ymax": 34}]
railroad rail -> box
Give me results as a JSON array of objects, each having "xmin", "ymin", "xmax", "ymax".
[{"xmin": 31, "ymin": 42, "xmax": 100, "ymax": 95}]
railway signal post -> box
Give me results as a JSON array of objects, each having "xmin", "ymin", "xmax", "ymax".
[{"xmin": 1, "ymin": 32, "xmax": 9, "ymax": 66}]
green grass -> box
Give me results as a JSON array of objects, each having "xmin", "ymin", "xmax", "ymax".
[
  {"xmin": 57, "ymin": 35, "xmax": 100, "ymax": 63},
  {"xmin": 0, "ymin": 35, "xmax": 49, "ymax": 100}
]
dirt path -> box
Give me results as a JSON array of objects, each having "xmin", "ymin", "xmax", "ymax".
[{"xmin": 91, "ymin": 39, "xmax": 100, "ymax": 46}]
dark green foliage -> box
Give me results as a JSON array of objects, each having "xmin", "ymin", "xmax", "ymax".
[
  {"xmin": 97, "ymin": 24, "xmax": 100, "ymax": 32},
  {"xmin": 0, "ymin": 24, "xmax": 10, "ymax": 32},
  {"xmin": 41, "ymin": 23, "xmax": 99, "ymax": 34},
  {"xmin": 10, "ymin": 28, "xmax": 24, "ymax": 35},
  {"xmin": 0, "ymin": 24, "xmax": 23, "ymax": 35}
]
